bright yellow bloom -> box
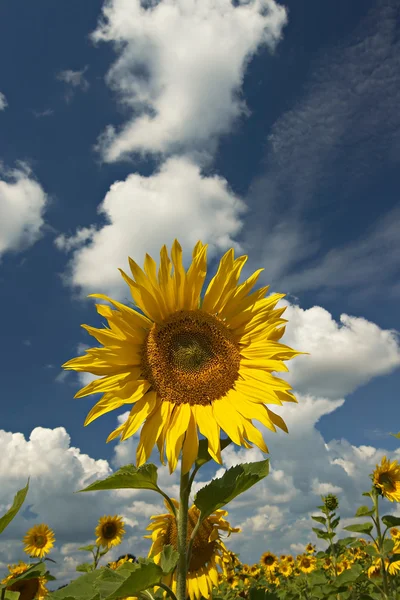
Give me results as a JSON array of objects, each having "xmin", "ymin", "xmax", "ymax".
[
  {"xmin": 372, "ymin": 456, "xmax": 400, "ymax": 502},
  {"xmin": 285, "ymin": 555, "xmax": 295, "ymax": 565},
  {"xmin": 260, "ymin": 551, "xmax": 278, "ymax": 572},
  {"xmin": 145, "ymin": 498, "xmax": 239, "ymax": 600},
  {"xmin": 23, "ymin": 523, "xmax": 55, "ymax": 559},
  {"xmin": 297, "ymin": 555, "xmax": 317, "ymax": 574},
  {"xmin": 1, "ymin": 561, "xmax": 48, "ymax": 600},
  {"xmin": 368, "ymin": 557, "xmax": 390, "ymax": 579},
  {"xmin": 305, "ymin": 543, "xmax": 316, "ymax": 554},
  {"xmin": 62, "ymin": 241, "xmax": 305, "ymax": 474},
  {"xmin": 390, "ymin": 527, "xmax": 400, "ymax": 540},
  {"xmin": 279, "ymin": 562, "xmax": 293, "ymax": 577},
  {"xmin": 95, "ymin": 515, "xmax": 125, "ymax": 549}
]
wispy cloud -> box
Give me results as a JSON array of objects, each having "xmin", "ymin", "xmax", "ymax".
[
  {"xmin": 56, "ymin": 66, "xmax": 90, "ymax": 102},
  {"xmin": 243, "ymin": 0, "xmax": 400, "ymax": 300},
  {"xmin": 0, "ymin": 92, "xmax": 8, "ymax": 111},
  {"xmin": 32, "ymin": 108, "xmax": 54, "ymax": 118}
]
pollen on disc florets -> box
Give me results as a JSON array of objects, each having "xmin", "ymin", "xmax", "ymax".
[{"xmin": 141, "ymin": 309, "xmax": 241, "ymax": 406}]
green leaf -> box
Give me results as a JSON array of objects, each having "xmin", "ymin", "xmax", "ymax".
[
  {"xmin": 194, "ymin": 459, "xmax": 269, "ymax": 520},
  {"xmin": 311, "ymin": 515, "xmax": 327, "ymax": 525},
  {"xmin": 103, "ymin": 560, "xmax": 163, "ymax": 599},
  {"xmin": 331, "ymin": 517, "xmax": 340, "ymax": 529},
  {"xmin": 195, "ymin": 437, "xmax": 232, "ymax": 468},
  {"xmin": 308, "ymin": 573, "xmax": 327, "ymax": 586},
  {"xmin": 311, "ymin": 527, "xmax": 333, "ymax": 541},
  {"xmin": 343, "ymin": 523, "xmax": 373, "ymax": 535},
  {"xmin": 76, "ymin": 563, "xmax": 94, "ymax": 573},
  {"xmin": 382, "ymin": 514, "xmax": 400, "ymax": 528},
  {"xmin": 364, "ymin": 545, "xmax": 379, "ymax": 557},
  {"xmin": 79, "ymin": 545, "xmax": 96, "ymax": 553},
  {"xmin": 159, "ymin": 544, "xmax": 179, "ymax": 575},
  {"xmin": 4, "ymin": 592, "xmax": 20, "ymax": 600},
  {"xmin": 48, "ymin": 570, "xmax": 104, "ymax": 600},
  {"xmin": 333, "ymin": 564, "xmax": 362, "ymax": 585},
  {"xmin": 0, "ymin": 562, "xmax": 47, "ymax": 589},
  {"xmin": 362, "ymin": 492, "xmax": 372, "ymax": 498},
  {"xmin": 338, "ymin": 537, "xmax": 358, "ymax": 548},
  {"xmin": 354, "ymin": 505, "xmax": 374, "ymax": 517},
  {"xmin": 382, "ymin": 538, "xmax": 395, "ymax": 554},
  {"xmin": 76, "ymin": 463, "xmax": 160, "ymax": 494},
  {"xmin": 0, "ymin": 479, "xmax": 29, "ymax": 535}
]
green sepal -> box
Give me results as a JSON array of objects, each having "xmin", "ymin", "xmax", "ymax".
[
  {"xmin": 343, "ymin": 523, "xmax": 374, "ymax": 535},
  {"xmin": 76, "ymin": 464, "xmax": 160, "ymax": 494},
  {"xmin": 194, "ymin": 459, "xmax": 269, "ymax": 520},
  {"xmin": 0, "ymin": 479, "xmax": 29, "ymax": 535},
  {"xmin": 195, "ymin": 437, "xmax": 232, "ymax": 469}
]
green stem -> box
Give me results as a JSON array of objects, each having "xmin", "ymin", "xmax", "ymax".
[
  {"xmin": 93, "ymin": 545, "xmax": 100, "ymax": 570},
  {"xmin": 176, "ymin": 469, "xmax": 190, "ymax": 600},
  {"xmin": 158, "ymin": 489, "xmax": 178, "ymax": 519},
  {"xmin": 157, "ymin": 582, "xmax": 179, "ymax": 600},
  {"xmin": 372, "ymin": 488, "xmax": 390, "ymax": 599}
]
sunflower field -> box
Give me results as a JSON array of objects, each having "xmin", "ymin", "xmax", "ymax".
[{"xmin": 1, "ymin": 241, "xmax": 400, "ymax": 600}]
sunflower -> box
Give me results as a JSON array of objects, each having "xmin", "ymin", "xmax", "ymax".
[
  {"xmin": 23, "ymin": 523, "xmax": 55, "ymax": 559},
  {"xmin": 297, "ymin": 555, "xmax": 317, "ymax": 574},
  {"xmin": 305, "ymin": 543, "xmax": 316, "ymax": 554},
  {"xmin": 145, "ymin": 498, "xmax": 239, "ymax": 600},
  {"xmin": 260, "ymin": 551, "xmax": 278, "ymax": 572},
  {"xmin": 390, "ymin": 527, "xmax": 400, "ymax": 540},
  {"xmin": 95, "ymin": 515, "xmax": 125, "ymax": 549},
  {"xmin": 1, "ymin": 561, "xmax": 48, "ymax": 600},
  {"xmin": 278, "ymin": 562, "xmax": 292, "ymax": 578},
  {"xmin": 62, "ymin": 240, "xmax": 306, "ymax": 474},
  {"xmin": 367, "ymin": 557, "xmax": 390, "ymax": 579},
  {"xmin": 372, "ymin": 456, "xmax": 400, "ymax": 502}
]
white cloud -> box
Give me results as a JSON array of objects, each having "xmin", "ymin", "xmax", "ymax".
[
  {"xmin": 57, "ymin": 155, "xmax": 247, "ymax": 298},
  {"xmin": 279, "ymin": 302, "xmax": 400, "ymax": 398},
  {"xmin": 56, "ymin": 67, "xmax": 90, "ymax": 102},
  {"xmin": 0, "ymin": 163, "xmax": 48, "ymax": 259},
  {"xmin": 0, "ymin": 92, "xmax": 7, "ymax": 111},
  {"xmin": 91, "ymin": 0, "xmax": 287, "ymax": 162}
]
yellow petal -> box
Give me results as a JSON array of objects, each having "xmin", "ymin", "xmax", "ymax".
[
  {"xmin": 186, "ymin": 242, "xmax": 208, "ymax": 310},
  {"xmin": 193, "ymin": 405, "xmax": 222, "ymax": 464},
  {"xmin": 106, "ymin": 422, "xmax": 125, "ymax": 443},
  {"xmin": 182, "ymin": 411, "xmax": 199, "ymax": 474},
  {"xmin": 84, "ymin": 383, "xmax": 150, "ymax": 426},
  {"xmin": 136, "ymin": 401, "xmax": 172, "ymax": 467},
  {"xmin": 166, "ymin": 403, "xmax": 191, "ymax": 473},
  {"xmin": 241, "ymin": 417, "xmax": 269, "ymax": 453},
  {"xmin": 121, "ymin": 391, "xmax": 159, "ymax": 441},
  {"xmin": 158, "ymin": 245, "xmax": 175, "ymax": 314},
  {"xmin": 212, "ymin": 396, "xmax": 244, "ymax": 446},
  {"xmin": 88, "ymin": 293, "xmax": 152, "ymax": 329},
  {"xmin": 202, "ymin": 248, "xmax": 235, "ymax": 312},
  {"xmin": 228, "ymin": 391, "xmax": 276, "ymax": 432},
  {"xmin": 171, "ymin": 239, "xmax": 186, "ymax": 309},
  {"xmin": 74, "ymin": 370, "xmax": 134, "ymax": 399}
]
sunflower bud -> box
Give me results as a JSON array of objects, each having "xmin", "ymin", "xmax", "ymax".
[{"xmin": 323, "ymin": 494, "xmax": 339, "ymax": 512}]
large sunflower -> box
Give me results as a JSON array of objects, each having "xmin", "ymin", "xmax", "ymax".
[
  {"xmin": 372, "ymin": 456, "xmax": 400, "ymax": 502},
  {"xmin": 145, "ymin": 498, "xmax": 239, "ymax": 600},
  {"xmin": 63, "ymin": 240, "xmax": 306, "ymax": 474},
  {"xmin": 23, "ymin": 523, "xmax": 55, "ymax": 559},
  {"xmin": 95, "ymin": 515, "xmax": 125, "ymax": 549},
  {"xmin": 1, "ymin": 561, "xmax": 48, "ymax": 600}
]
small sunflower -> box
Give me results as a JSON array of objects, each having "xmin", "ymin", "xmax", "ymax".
[
  {"xmin": 145, "ymin": 498, "xmax": 239, "ymax": 600},
  {"xmin": 285, "ymin": 555, "xmax": 295, "ymax": 565},
  {"xmin": 372, "ymin": 456, "xmax": 400, "ymax": 502},
  {"xmin": 297, "ymin": 555, "xmax": 317, "ymax": 574},
  {"xmin": 1, "ymin": 561, "xmax": 48, "ymax": 600},
  {"xmin": 390, "ymin": 527, "xmax": 400, "ymax": 540},
  {"xmin": 305, "ymin": 543, "xmax": 316, "ymax": 554},
  {"xmin": 95, "ymin": 515, "xmax": 125, "ymax": 549},
  {"xmin": 279, "ymin": 562, "xmax": 292, "ymax": 578},
  {"xmin": 368, "ymin": 557, "xmax": 390, "ymax": 579},
  {"xmin": 260, "ymin": 551, "xmax": 278, "ymax": 572},
  {"xmin": 62, "ymin": 240, "xmax": 306, "ymax": 474},
  {"xmin": 23, "ymin": 523, "xmax": 55, "ymax": 559}
]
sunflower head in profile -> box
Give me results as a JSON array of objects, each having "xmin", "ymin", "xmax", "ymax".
[
  {"xmin": 23, "ymin": 523, "xmax": 55, "ymax": 559},
  {"xmin": 260, "ymin": 551, "xmax": 278, "ymax": 572},
  {"xmin": 1, "ymin": 561, "xmax": 48, "ymax": 600},
  {"xmin": 63, "ymin": 240, "xmax": 307, "ymax": 474},
  {"xmin": 144, "ymin": 498, "xmax": 239, "ymax": 600},
  {"xmin": 95, "ymin": 515, "xmax": 125, "ymax": 549},
  {"xmin": 372, "ymin": 456, "xmax": 400, "ymax": 502}
]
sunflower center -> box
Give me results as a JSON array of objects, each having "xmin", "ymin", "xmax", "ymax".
[
  {"xmin": 102, "ymin": 523, "xmax": 117, "ymax": 540},
  {"xmin": 33, "ymin": 535, "xmax": 46, "ymax": 548},
  {"xmin": 141, "ymin": 310, "xmax": 241, "ymax": 406},
  {"xmin": 379, "ymin": 473, "xmax": 395, "ymax": 491},
  {"xmin": 163, "ymin": 508, "xmax": 218, "ymax": 572}
]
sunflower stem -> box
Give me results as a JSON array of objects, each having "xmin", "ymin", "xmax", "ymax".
[
  {"xmin": 176, "ymin": 468, "xmax": 190, "ymax": 600},
  {"xmin": 157, "ymin": 582, "xmax": 179, "ymax": 600},
  {"xmin": 371, "ymin": 487, "xmax": 390, "ymax": 599}
]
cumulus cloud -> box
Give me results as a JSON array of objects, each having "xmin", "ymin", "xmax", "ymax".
[
  {"xmin": 242, "ymin": 0, "xmax": 400, "ymax": 299},
  {"xmin": 0, "ymin": 92, "xmax": 8, "ymax": 111},
  {"xmin": 91, "ymin": 0, "xmax": 287, "ymax": 162},
  {"xmin": 56, "ymin": 155, "xmax": 247, "ymax": 298},
  {"xmin": 279, "ymin": 301, "xmax": 400, "ymax": 398},
  {"xmin": 0, "ymin": 163, "xmax": 48, "ymax": 259}
]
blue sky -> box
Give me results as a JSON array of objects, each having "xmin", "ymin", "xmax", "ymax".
[{"xmin": 1, "ymin": 0, "xmax": 400, "ymax": 588}]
